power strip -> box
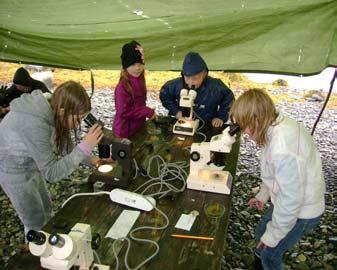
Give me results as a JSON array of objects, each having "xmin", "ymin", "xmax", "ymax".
[{"xmin": 109, "ymin": 189, "xmax": 156, "ymax": 211}]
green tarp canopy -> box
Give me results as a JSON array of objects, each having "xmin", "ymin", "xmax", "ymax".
[{"xmin": 0, "ymin": 0, "xmax": 336, "ymax": 74}]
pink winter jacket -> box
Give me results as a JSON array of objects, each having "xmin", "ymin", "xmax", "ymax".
[{"xmin": 113, "ymin": 74, "xmax": 154, "ymax": 138}]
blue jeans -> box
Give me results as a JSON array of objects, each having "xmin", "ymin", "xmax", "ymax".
[{"xmin": 255, "ymin": 205, "xmax": 321, "ymax": 270}]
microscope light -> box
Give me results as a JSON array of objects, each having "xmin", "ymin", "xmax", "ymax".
[{"xmin": 98, "ymin": 164, "xmax": 114, "ymax": 173}]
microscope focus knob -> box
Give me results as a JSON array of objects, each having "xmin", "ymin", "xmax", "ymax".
[
  {"xmin": 118, "ymin": 149, "xmax": 127, "ymax": 159},
  {"xmin": 26, "ymin": 230, "xmax": 46, "ymax": 245},
  {"xmin": 191, "ymin": 151, "xmax": 200, "ymax": 161},
  {"xmin": 91, "ymin": 233, "xmax": 101, "ymax": 250}
]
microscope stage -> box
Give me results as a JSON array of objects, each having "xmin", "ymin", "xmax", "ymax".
[
  {"xmin": 173, "ymin": 119, "xmax": 200, "ymax": 136},
  {"xmin": 187, "ymin": 170, "xmax": 232, "ymax": 195}
]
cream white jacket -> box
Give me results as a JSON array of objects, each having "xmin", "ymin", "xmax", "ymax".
[{"xmin": 255, "ymin": 112, "xmax": 325, "ymax": 247}]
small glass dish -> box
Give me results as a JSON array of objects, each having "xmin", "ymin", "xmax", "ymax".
[{"xmin": 204, "ymin": 202, "xmax": 225, "ymax": 225}]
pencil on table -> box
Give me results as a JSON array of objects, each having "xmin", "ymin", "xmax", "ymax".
[{"xmin": 171, "ymin": 234, "xmax": 214, "ymax": 241}]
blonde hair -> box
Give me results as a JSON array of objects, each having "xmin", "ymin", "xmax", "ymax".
[
  {"xmin": 119, "ymin": 69, "xmax": 145, "ymax": 97},
  {"xmin": 50, "ymin": 81, "xmax": 91, "ymax": 153},
  {"xmin": 229, "ymin": 89, "xmax": 276, "ymax": 145}
]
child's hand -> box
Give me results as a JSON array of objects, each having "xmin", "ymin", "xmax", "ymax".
[
  {"xmin": 175, "ymin": 111, "xmax": 183, "ymax": 119},
  {"xmin": 84, "ymin": 123, "xmax": 103, "ymax": 148},
  {"xmin": 248, "ymin": 198, "xmax": 265, "ymax": 210},
  {"xmin": 256, "ymin": 240, "xmax": 269, "ymax": 250},
  {"xmin": 0, "ymin": 105, "xmax": 10, "ymax": 114},
  {"xmin": 212, "ymin": 118, "xmax": 224, "ymax": 128},
  {"xmin": 150, "ymin": 112, "xmax": 157, "ymax": 121},
  {"xmin": 91, "ymin": 157, "xmax": 115, "ymax": 168}
]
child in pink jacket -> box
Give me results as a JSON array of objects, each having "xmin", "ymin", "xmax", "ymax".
[{"xmin": 113, "ymin": 41, "xmax": 157, "ymax": 138}]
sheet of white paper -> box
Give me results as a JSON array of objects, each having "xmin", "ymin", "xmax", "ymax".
[
  {"xmin": 175, "ymin": 214, "xmax": 196, "ymax": 231},
  {"xmin": 105, "ymin": 210, "xmax": 140, "ymax": 239}
]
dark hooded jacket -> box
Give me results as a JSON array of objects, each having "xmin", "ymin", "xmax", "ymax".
[
  {"xmin": 160, "ymin": 76, "xmax": 234, "ymax": 122},
  {"xmin": 6, "ymin": 67, "xmax": 50, "ymax": 101},
  {"xmin": 160, "ymin": 52, "xmax": 234, "ymax": 123}
]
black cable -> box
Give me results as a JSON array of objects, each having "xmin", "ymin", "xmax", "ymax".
[{"xmin": 311, "ymin": 68, "xmax": 337, "ymax": 135}]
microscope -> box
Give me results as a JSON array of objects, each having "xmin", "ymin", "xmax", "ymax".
[
  {"xmin": 27, "ymin": 223, "xmax": 109, "ymax": 270},
  {"xmin": 186, "ymin": 123, "xmax": 240, "ymax": 194},
  {"xmin": 84, "ymin": 113, "xmax": 133, "ymax": 187},
  {"xmin": 173, "ymin": 86, "xmax": 199, "ymax": 136}
]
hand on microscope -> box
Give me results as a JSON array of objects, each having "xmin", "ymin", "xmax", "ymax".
[
  {"xmin": 83, "ymin": 123, "xmax": 104, "ymax": 148},
  {"xmin": 211, "ymin": 118, "xmax": 224, "ymax": 128},
  {"xmin": 149, "ymin": 112, "xmax": 158, "ymax": 121},
  {"xmin": 93, "ymin": 156, "xmax": 116, "ymax": 168},
  {"xmin": 175, "ymin": 111, "xmax": 183, "ymax": 119}
]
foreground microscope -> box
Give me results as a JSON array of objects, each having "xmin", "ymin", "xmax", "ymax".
[
  {"xmin": 84, "ymin": 113, "xmax": 133, "ymax": 187},
  {"xmin": 187, "ymin": 123, "xmax": 240, "ymax": 194},
  {"xmin": 27, "ymin": 223, "xmax": 109, "ymax": 270},
  {"xmin": 173, "ymin": 87, "xmax": 199, "ymax": 136}
]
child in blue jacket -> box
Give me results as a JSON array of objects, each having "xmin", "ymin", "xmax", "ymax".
[{"xmin": 160, "ymin": 52, "xmax": 234, "ymax": 127}]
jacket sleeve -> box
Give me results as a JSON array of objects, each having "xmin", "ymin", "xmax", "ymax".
[
  {"xmin": 159, "ymin": 82, "xmax": 181, "ymax": 116},
  {"xmin": 33, "ymin": 80, "xmax": 50, "ymax": 93},
  {"xmin": 261, "ymin": 153, "xmax": 303, "ymax": 247},
  {"xmin": 115, "ymin": 85, "xmax": 154, "ymax": 120},
  {"xmin": 19, "ymin": 119, "xmax": 90, "ymax": 183},
  {"xmin": 215, "ymin": 84, "xmax": 235, "ymax": 122},
  {"xmin": 255, "ymin": 182, "xmax": 270, "ymax": 203}
]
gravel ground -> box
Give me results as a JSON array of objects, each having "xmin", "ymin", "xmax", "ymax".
[{"xmin": 0, "ymin": 88, "xmax": 336, "ymax": 269}]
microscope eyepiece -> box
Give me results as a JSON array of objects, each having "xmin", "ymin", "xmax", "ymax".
[
  {"xmin": 49, "ymin": 233, "xmax": 66, "ymax": 248},
  {"xmin": 83, "ymin": 113, "xmax": 105, "ymax": 128},
  {"xmin": 26, "ymin": 230, "xmax": 46, "ymax": 245},
  {"xmin": 228, "ymin": 123, "xmax": 241, "ymax": 136}
]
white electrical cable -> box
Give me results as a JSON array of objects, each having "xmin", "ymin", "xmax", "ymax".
[
  {"xmin": 61, "ymin": 191, "xmax": 110, "ymax": 208},
  {"xmin": 93, "ymin": 249, "xmax": 102, "ymax": 265},
  {"xmin": 133, "ymin": 155, "xmax": 188, "ymax": 198},
  {"xmin": 194, "ymin": 110, "xmax": 205, "ymax": 131},
  {"xmin": 112, "ymin": 198, "xmax": 169, "ymax": 270},
  {"xmin": 193, "ymin": 110, "xmax": 207, "ymax": 141},
  {"xmin": 60, "ymin": 179, "xmax": 171, "ymax": 270},
  {"xmin": 61, "ymin": 145, "xmax": 189, "ymax": 269}
]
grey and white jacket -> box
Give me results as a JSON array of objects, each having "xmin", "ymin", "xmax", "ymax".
[
  {"xmin": 0, "ymin": 90, "xmax": 89, "ymax": 180},
  {"xmin": 0, "ymin": 90, "xmax": 90, "ymax": 231}
]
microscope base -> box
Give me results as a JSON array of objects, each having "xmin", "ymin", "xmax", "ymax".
[
  {"xmin": 187, "ymin": 170, "xmax": 232, "ymax": 194},
  {"xmin": 93, "ymin": 264, "xmax": 110, "ymax": 270},
  {"xmin": 88, "ymin": 166, "xmax": 130, "ymax": 188},
  {"xmin": 173, "ymin": 119, "xmax": 199, "ymax": 136}
]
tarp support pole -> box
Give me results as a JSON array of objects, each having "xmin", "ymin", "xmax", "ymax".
[
  {"xmin": 90, "ymin": 70, "xmax": 95, "ymax": 99},
  {"xmin": 311, "ymin": 67, "xmax": 337, "ymax": 135}
]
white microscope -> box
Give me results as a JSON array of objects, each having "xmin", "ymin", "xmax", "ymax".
[
  {"xmin": 173, "ymin": 87, "xmax": 199, "ymax": 136},
  {"xmin": 186, "ymin": 123, "xmax": 240, "ymax": 194},
  {"xmin": 27, "ymin": 223, "xmax": 109, "ymax": 270}
]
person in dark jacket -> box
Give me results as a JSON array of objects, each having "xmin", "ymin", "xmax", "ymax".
[
  {"xmin": 159, "ymin": 52, "xmax": 234, "ymax": 127},
  {"xmin": 0, "ymin": 67, "xmax": 50, "ymax": 117}
]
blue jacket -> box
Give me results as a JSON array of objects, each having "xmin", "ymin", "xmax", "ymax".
[{"xmin": 159, "ymin": 76, "xmax": 234, "ymax": 122}]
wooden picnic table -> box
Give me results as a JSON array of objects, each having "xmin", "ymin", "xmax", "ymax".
[{"xmin": 5, "ymin": 116, "xmax": 240, "ymax": 270}]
